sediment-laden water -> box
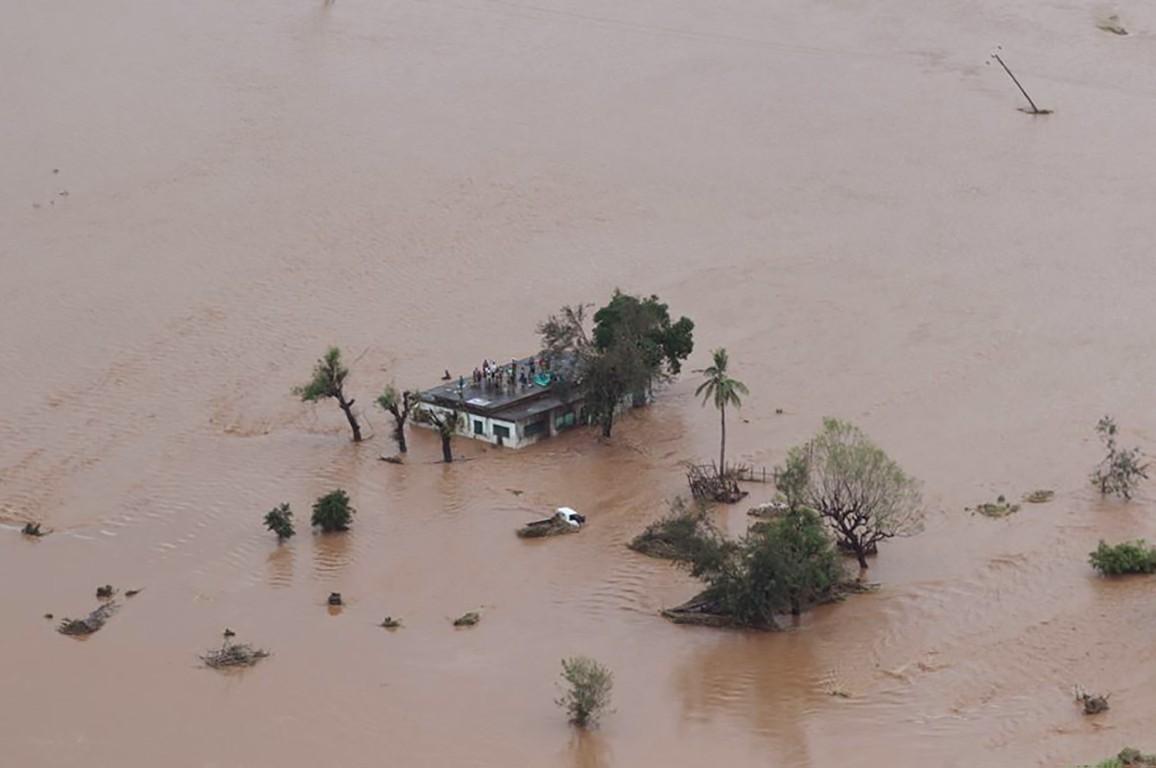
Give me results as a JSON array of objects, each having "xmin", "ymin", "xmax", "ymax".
[{"xmin": 4, "ymin": 1, "xmax": 1156, "ymax": 765}]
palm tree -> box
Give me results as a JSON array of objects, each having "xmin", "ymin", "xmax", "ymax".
[{"xmin": 694, "ymin": 348, "xmax": 748, "ymax": 477}]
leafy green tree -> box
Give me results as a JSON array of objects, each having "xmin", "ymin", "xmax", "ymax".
[
  {"xmin": 688, "ymin": 507, "xmax": 844, "ymax": 627},
  {"xmin": 263, "ymin": 503, "xmax": 295, "ymax": 541},
  {"xmin": 294, "ymin": 347, "xmax": 362, "ymax": 442},
  {"xmin": 556, "ymin": 657, "xmax": 613, "ymax": 728},
  {"xmin": 311, "ymin": 489, "xmax": 355, "ymax": 532},
  {"xmin": 783, "ymin": 419, "xmax": 923, "ymax": 569},
  {"xmin": 1091, "ymin": 416, "xmax": 1148, "ymax": 500},
  {"xmin": 694, "ymin": 348, "xmax": 749, "ymax": 476},
  {"xmin": 581, "ymin": 339, "xmax": 650, "ymax": 438},
  {"xmin": 376, "ymin": 385, "xmax": 418, "ymax": 454},
  {"xmin": 592, "ymin": 290, "xmax": 694, "ymax": 378},
  {"xmin": 537, "ymin": 292, "xmax": 694, "ymax": 439}
]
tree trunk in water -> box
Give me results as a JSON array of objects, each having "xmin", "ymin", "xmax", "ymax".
[
  {"xmin": 789, "ymin": 595, "xmax": 801, "ymax": 616},
  {"xmin": 393, "ymin": 418, "xmax": 408, "ymax": 453},
  {"xmin": 441, "ymin": 434, "xmax": 453, "ymax": 463},
  {"xmin": 719, "ymin": 404, "xmax": 726, "ymax": 478},
  {"xmin": 338, "ymin": 395, "xmax": 362, "ymax": 442},
  {"xmin": 601, "ymin": 411, "xmax": 614, "ymax": 438},
  {"xmin": 855, "ymin": 547, "xmax": 869, "ymax": 570}
]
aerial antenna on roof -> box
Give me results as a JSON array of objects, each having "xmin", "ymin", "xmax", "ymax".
[{"xmin": 988, "ymin": 47, "xmax": 1053, "ymax": 115}]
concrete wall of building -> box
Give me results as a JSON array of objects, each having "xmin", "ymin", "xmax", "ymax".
[{"xmin": 414, "ymin": 402, "xmax": 584, "ymax": 450}]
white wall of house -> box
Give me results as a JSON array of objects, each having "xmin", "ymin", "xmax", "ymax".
[{"xmin": 414, "ymin": 402, "xmax": 580, "ymax": 450}]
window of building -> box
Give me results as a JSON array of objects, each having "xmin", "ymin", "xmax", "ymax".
[
  {"xmin": 493, "ymin": 424, "xmax": 511, "ymax": 439},
  {"xmin": 524, "ymin": 418, "xmax": 547, "ymax": 437},
  {"xmin": 554, "ymin": 410, "xmax": 576, "ymax": 430},
  {"xmin": 473, "ymin": 419, "xmax": 485, "ymax": 435}
]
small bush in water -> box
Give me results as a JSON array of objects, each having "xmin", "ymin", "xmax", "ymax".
[
  {"xmin": 312, "ymin": 490, "xmax": 355, "ymax": 532},
  {"xmin": 1090, "ymin": 416, "xmax": 1148, "ymax": 500},
  {"xmin": 264, "ymin": 503, "xmax": 295, "ymax": 541},
  {"xmin": 557, "ymin": 656, "xmax": 613, "ymax": 728},
  {"xmin": 1088, "ymin": 540, "xmax": 1156, "ymax": 576}
]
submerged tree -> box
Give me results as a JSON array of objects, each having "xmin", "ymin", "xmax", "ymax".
[
  {"xmin": 537, "ymin": 291, "xmax": 694, "ymax": 438},
  {"xmin": 1091, "ymin": 416, "xmax": 1148, "ymax": 500},
  {"xmin": 694, "ymin": 348, "xmax": 749, "ymax": 477},
  {"xmin": 591, "ymin": 291, "xmax": 695, "ymax": 380},
  {"xmin": 312, "ymin": 489, "xmax": 355, "ymax": 532},
  {"xmin": 263, "ymin": 503, "xmax": 295, "ymax": 542},
  {"xmin": 376, "ymin": 385, "xmax": 419, "ymax": 454},
  {"xmin": 784, "ymin": 419, "xmax": 923, "ymax": 569},
  {"xmin": 294, "ymin": 347, "xmax": 362, "ymax": 442},
  {"xmin": 424, "ymin": 407, "xmax": 462, "ymax": 462},
  {"xmin": 682, "ymin": 507, "xmax": 845, "ymax": 627},
  {"xmin": 557, "ymin": 657, "xmax": 614, "ymax": 728}
]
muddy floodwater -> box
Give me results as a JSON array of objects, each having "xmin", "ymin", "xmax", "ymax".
[{"xmin": 4, "ymin": 0, "xmax": 1156, "ymax": 765}]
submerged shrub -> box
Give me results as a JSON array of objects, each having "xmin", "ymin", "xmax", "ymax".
[
  {"xmin": 264, "ymin": 503, "xmax": 295, "ymax": 541},
  {"xmin": 1082, "ymin": 748, "xmax": 1156, "ymax": 768},
  {"xmin": 311, "ymin": 490, "xmax": 354, "ymax": 532},
  {"xmin": 628, "ymin": 497, "xmax": 718, "ymax": 561},
  {"xmin": 1088, "ymin": 540, "xmax": 1156, "ymax": 576},
  {"xmin": 1090, "ymin": 416, "xmax": 1148, "ymax": 500},
  {"xmin": 557, "ymin": 656, "xmax": 613, "ymax": 728}
]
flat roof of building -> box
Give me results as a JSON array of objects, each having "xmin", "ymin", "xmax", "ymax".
[{"xmin": 419, "ymin": 353, "xmax": 580, "ymax": 418}]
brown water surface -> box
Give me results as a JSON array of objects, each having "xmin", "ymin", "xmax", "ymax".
[{"xmin": 4, "ymin": 0, "xmax": 1156, "ymax": 765}]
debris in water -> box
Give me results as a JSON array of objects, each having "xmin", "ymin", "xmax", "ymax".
[
  {"xmin": 44, "ymin": 613, "xmax": 54, "ymax": 620},
  {"xmin": 200, "ymin": 635, "xmax": 270, "ymax": 669},
  {"xmin": 1075, "ymin": 685, "xmax": 1110, "ymax": 715},
  {"xmin": 989, "ymin": 48, "xmax": 1053, "ymax": 115},
  {"xmin": 453, "ymin": 611, "xmax": 480, "ymax": 627},
  {"xmin": 973, "ymin": 495, "xmax": 1020, "ymax": 518},
  {"xmin": 21, "ymin": 522, "xmax": 45, "ymax": 537},
  {"xmin": 58, "ymin": 602, "xmax": 118, "ymax": 636},
  {"xmin": 96, "ymin": 585, "xmax": 116, "ymax": 600},
  {"xmin": 748, "ymin": 500, "xmax": 790, "ymax": 519},
  {"xmin": 223, "ymin": 628, "xmax": 236, "ymax": 638},
  {"xmin": 125, "ymin": 588, "xmax": 142, "ymax": 598},
  {"xmin": 1097, "ymin": 15, "xmax": 1128, "ymax": 35},
  {"xmin": 379, "ymin": 455, "xmax": 404, "ymax": 464},
  {"xmin": 507, "ymin": 488, "xmax": 524, "ymax": 496},
  {"xmin": 328, "ymin": 592, "xmax": 343, "ymax": 606},
  {"xmin": 380, "ymin": 616, "xmax": 402, "ymax": 629},
  {"xmin": 1023, "ymin": 489, "xmax": 1054, "ymax": 503}
]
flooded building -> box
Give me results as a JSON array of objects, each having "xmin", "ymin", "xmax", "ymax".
[{"xmin": 414, "ymin": 355, "xmax": 584, "ymax": 448}]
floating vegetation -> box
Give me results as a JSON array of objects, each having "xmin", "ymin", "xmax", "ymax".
[
  {"xmin": 1075, "ymin": 685, "xmax": 1111, "ymax": 715},
  {"xmin": 973, "ymin": 495, "xmax": 1020, "ymax": 518},
  {"xmin": 380, "ymin": 617, "xmax": 402, "ymax": 629},
  {"xmin": 453, "ymin": 611, "xmax": 480, "ymax": 627},
  {"xmin": 58, "ymin": 602, "xmax": 118, "ymax": 636},
  {"xmin": 21, "ymin": 522, "xmax": 45, "ymax": 537},
  {"xmin": 96, "ymin": 585, "xmax": 116, "ymax": 600},
  {"xmin": 201, "ymin": 634, "xmax": 270, "ymax": 669},
  {"xmin": 1023, "ymin": 489, "xmax": 1055, "ymax": 504}
]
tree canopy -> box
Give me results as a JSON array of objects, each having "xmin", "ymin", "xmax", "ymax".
[
  {"xmin": 781, "ymin": 418, "xmax": 923, "ymax": 569},
  {"xmin": 678, "ymin": 507, "xmax": 845, "ymax": 628},
  {"xmin": 537, "ymin": 291, "xmax": 694, "ymax": 438},
  {"xmin": 294, "ymin": 347, "xmax": 362, "ymax": 442}
]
